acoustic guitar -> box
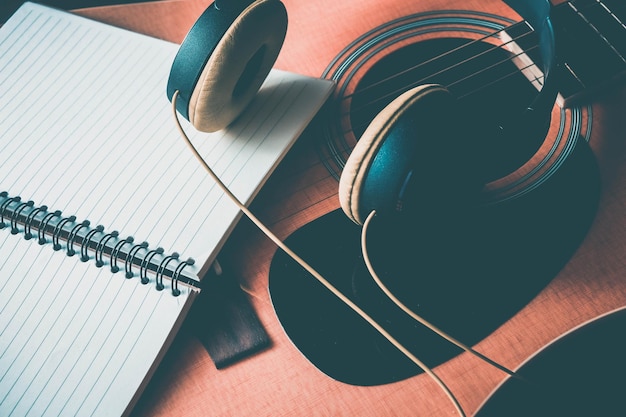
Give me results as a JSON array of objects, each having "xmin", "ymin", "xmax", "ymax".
[{"xmin": 76, "ymin": 0, "xmax": 626, "ymax": 416}]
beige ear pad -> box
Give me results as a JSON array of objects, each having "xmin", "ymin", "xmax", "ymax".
[
  {"xmin": 338, "ymin": 84, "xmax": 451, "ymax": 224},
  {"xmin": 189, "ymin": 0, "xmax": 287, "ymax": 132}
]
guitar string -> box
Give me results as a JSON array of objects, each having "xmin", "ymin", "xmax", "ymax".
[
  {"xmin": 599, "ymin": 0, "xmax": 626, "ymax": 30},
  {"xmin": 337, "ymin": 24, "xmax": 542, "ymax": 134},
  {"xmin": 342, "ymin": 20, "xmax": 533, "ymax": 99},
  {"xmin": 171, "ymin": 91, "xmax": 467, "ymax": 417},
  {"xmin": 350, "ymin": 46, "xmax": 540, "ymax": 125},
  {"xmin": 348, "ymin": 57, "xmax": 540, "ymax": 135},
  {"xmin": 342, "ymin": 60, "xmax": 541, "ymax": 140},
  {"xmin": 454, "ymin": 59, "xmax": 540, "ymax": 100},
  {"xmin": 344, "ymin": 0, "xmax": 625, "ymax": 115},
  {"xmin": 355, "ymin": 52, "xmax": 535, "ymax": 109},
  {"xmin": 567, "ymin": 0, "xmax": 626, "ymax": 63}
]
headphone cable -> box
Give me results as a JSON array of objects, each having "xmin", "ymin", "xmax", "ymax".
[
  {"xmin": 361, "ymin": 209, "xmax": 519, "ymax": 378},
  {"xmin": 172, "ymin": 90, "xmax": 468, "ymax": 417}
]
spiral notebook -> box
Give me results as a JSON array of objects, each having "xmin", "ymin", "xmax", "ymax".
[{"xmin": 0, "ymin": 3, "xmax": 333, "ymax": 417}]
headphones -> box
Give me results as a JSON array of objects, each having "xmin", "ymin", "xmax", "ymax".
[
  {"xmin": 167, "ymin": 0, "xmax": 557, "ymax": 224},
  {"xmin": 167, "ymin": 2, "xmax": 560, "ymax": 412}
]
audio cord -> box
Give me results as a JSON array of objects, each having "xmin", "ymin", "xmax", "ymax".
[
  {"xmin": 172, "ymin": 90, "xmax": 519, "ymax": 417},
  {"xmin": 361, "ymin": 210, "xmax": 517, "ymax": 377}
]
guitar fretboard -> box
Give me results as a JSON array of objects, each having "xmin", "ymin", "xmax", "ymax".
[{"xmin": 553, "ymin": 0, "xmax": 626, "ymax": 106}]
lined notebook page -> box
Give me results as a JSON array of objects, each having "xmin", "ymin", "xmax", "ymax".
[
  {"xmin": 0, "ymin": 234, "xmax": 195, "ymax": 417},
  {"xmin": 0, "ymin": 2, "xmax": 334, "ymax": 417},
  {"xmin": 0, "ymin": 2, "xmax": 334, "ymax": 277}
]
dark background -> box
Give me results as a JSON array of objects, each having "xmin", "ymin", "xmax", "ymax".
[{"xmin": 1, "ymin": 0, "xmax": 152, "ymax": 23}]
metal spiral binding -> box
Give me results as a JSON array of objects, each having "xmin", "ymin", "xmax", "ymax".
[
  {"xmin": 38, "ymin": 210, "xmax": 61, "ymax": 245},
  {"xmin": 82, "ymin": 225, "xmax": 104, "ymax": 262},
  {"xmin": 125, "ymin": 241, "xmax": 148, "ymax": 279},
  {"xmin": 172, "ymin": 258, "xmax": 195, "ymax": 297},
  {"xmin": 111, "ymin": 236, "xmax": 133, "ymax": 273},
  {"xmin": 24, "ymin": 204, "xmax": 47, "ymax": 240},
  {"xmin": 11, "ymin": 200, "xmax": 33, "ymax": 235},
  {"xmin": 0, "ymin": 191, "xmax": 200, "ymax": 294},
  {"xmin": 95, "ymin": 231, "xmax": 119, "ymax": 267},
  {"xmin": 140, "ymin": 248, "xmax": 164, "ymax": 285},
  {"xmin": 156, "ymin": 253, "xmax": 179, "ymax": 291},
  {"xmin": 0, "ymin": 193, "xmax": 19, "ymax": 228},
  {"xmin": 52, "ymin": 215, "xmax": 76, "ymax": 251},
  {"xmin": 67, "ymin": 220, "xmax": 90, "ymax": 257}
]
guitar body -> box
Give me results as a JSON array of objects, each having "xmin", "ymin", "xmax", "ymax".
[
  {"xmin": 75, "ymin": 0, "xmax": 626, "ymax": 416},
  {"xmin": 267, "ymin": 0, "xmax": 603, "ymax": 389},
  {"xmin": 474, "ymin": 305, "xmax": 626, "ymax": 416}
]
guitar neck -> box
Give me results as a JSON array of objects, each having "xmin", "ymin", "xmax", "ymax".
[{"xmin": 552, "ymin": 0, "xmax": 626, "ymax": 106}]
